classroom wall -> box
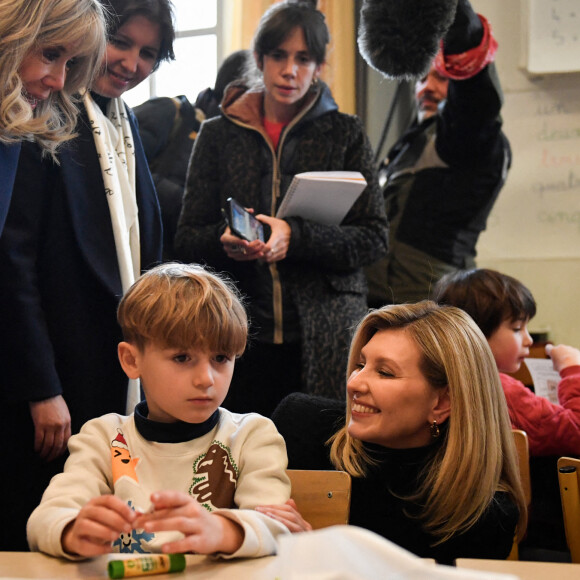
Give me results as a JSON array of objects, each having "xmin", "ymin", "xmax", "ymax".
[{"xmin": 365, "ymin": 0, "xmax": 580, "ymax": 346}]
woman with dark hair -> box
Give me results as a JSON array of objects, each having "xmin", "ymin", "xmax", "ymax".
[
  {"xmin": 175, "ymin": 0, "xmax": 388, "ymax": 417},
  {"xmin": 0, "ymin": 0, "xmax": 175, "ymax": 551}
]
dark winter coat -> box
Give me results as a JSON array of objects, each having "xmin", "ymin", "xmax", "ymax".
[
  {"xmin": 0, "ymin": 141, "xmax": 20, "ymax": 237},
  {"xmin": 175, "ymin": 82, "xmax": 388, "ymax": 399},
  {"xmin": 134, "ymin": 95, "xmax": 204, "ymax": 260},
  {"xmin": 0, "ymin": 98, "xmax": 162, "ymax": 429},
  {"xmin": 0, "ymin": 97, "xmax": 162, "ymax": 551}
]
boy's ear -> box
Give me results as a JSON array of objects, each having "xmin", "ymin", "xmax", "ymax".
[
  {"xmin": 431, "ymin": 386, "xmax": 451, "ymax": 425},
  {"xmin": 118, "ymin": 342, "xmax": 141, "ymax": 380}
]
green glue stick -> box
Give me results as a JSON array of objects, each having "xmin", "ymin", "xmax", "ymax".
[{"xmin": 108, "ymin": 554, "xmax": 186, "ymax": 579}]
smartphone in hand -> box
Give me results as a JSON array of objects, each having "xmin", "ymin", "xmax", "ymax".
[{"xmin": 224, "ymin": 197, "xmax": 265, "ymax": 242}]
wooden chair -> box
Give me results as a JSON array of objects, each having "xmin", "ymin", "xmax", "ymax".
[
  {"xmin": 287, "ymin": 469, "xmax": 351, "ymax": 530},
  {"xmin": 513, "ymin": 429, "xmax": 532, "ymax": 506},
  {"xmin": 557, "ymin": 456, "xmax": 580, "ymax": 563},
  {"xmin": 508, "ymin": 429, "xmax": 532, "ymax": 560}
]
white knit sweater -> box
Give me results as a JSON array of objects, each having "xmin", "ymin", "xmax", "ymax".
[{"xmin": 27, "ymin": 408, "xmax": 291, "ymax": 559}]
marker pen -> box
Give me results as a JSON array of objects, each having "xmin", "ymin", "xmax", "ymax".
[{"xmin": 108, "ymin": 554, "xmax": 186, "ymax": 579}]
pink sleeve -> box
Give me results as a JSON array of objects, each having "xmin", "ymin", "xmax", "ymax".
[{"xmin": 501, "ymin": 370, "xmax": 580, "ymax": 456}]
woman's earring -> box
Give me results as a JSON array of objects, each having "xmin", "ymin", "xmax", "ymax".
[
  {"xmin": 311, "ymin": 76, "xmax": 319, "ymax": 86},
  {"xmin": 430, "ymin": 420, "xmax": 440, "ymax": 439}
]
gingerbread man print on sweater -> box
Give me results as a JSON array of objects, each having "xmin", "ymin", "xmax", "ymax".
[{"xmin": 190, "ymin": 442, "xmax": 238, "ymax": 510}]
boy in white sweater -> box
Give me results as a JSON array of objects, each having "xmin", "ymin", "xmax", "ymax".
[{"xmin": 27, "ymin": 263, "xmax": 291, "ymax": 559}]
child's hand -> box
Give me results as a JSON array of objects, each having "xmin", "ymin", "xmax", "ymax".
[
  {"xmin": 133, "ymin": 491, "xmax": 244, "ymax": 555},
  {"xmin": 546, "ymin": 343, "xmax": 580, "ymax": 373},
  {"xmin": 255, "ymin": 498, "xmax": 312, "ymax": 533},
  {"xmin": 62, "ymin": 495, "xmax": 136, "ymax": 557}
]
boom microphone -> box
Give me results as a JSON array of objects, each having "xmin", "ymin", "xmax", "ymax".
[{"xmin": 358, "ymin": 0, "xmax": 459, "ymax": 80}]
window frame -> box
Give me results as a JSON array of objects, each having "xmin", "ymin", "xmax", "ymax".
[{"xmin": 135, "ymin": 0, "xmax": 225, "ymax": 102}]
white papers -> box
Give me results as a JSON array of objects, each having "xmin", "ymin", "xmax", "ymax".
[
  {"xmin": 523, "ymin": 358, "xmax": 560, "ymax": 404},
  {"xmin": 262, "ymin": 526, "xmax": 518, "ymax": 580},
  {"xmin": 521, "ymin": 0, "xmax": 580, "ymax": 74},
  {"xmin": 276, "ymin": 171, "xmax": 367, "ymax": 225}
]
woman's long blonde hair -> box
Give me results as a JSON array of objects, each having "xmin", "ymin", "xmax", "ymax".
[
  {"xmin": 330, "ymin": 301, "xmax": 527, "ymax": 543},
  {"xmin": 0, "ymin": 0, "xmax": 106, "ymax": 155}
]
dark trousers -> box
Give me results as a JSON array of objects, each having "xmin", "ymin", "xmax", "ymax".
[
  {"xmin": 222, "ymin": 341, "xmax": 302, "ymax": 418},
  {"xmin": 0, "ymin": 402, "xmax": 67, "ymax": 551}
]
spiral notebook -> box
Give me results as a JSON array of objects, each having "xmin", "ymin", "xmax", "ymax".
[{"xmin": 276, "ymin": 171, "xmax": 367, "ymax": 225}]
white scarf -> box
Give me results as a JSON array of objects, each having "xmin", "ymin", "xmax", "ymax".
[{"xmin": 83, "ymin": 91, "xmax": 141, "ymax": 414}]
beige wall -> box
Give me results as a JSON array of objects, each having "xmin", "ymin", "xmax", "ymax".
[
  {"xmin": 365, "ymin": 0, "xmax": 580, "ymax": 346},
  {"xmin": 473, "ymin": 0, "xmax": 580, "ymax": 346}
]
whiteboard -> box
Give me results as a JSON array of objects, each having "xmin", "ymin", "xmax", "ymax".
[
  {"xmin": 523, "ymin": 0, "xmax": 580, "ymax": 73},
  {"xmin": 478, "ymin": 86, "xmax": 580, "ymax": 260}
]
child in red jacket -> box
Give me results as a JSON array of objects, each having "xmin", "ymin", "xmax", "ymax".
[{"xmin": 434, "ymin": 268, "xmax": 580, "ymax": 456}]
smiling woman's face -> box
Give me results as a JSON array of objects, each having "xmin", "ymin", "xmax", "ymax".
[
  {"xmin": 346, "ymin": 328, "xmax": 448, "ymax": 449},
  {"xmin": 92, "ymin": 14, "xmax": 161, "ymax": 99}
]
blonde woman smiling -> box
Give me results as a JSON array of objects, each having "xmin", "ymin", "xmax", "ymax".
[{"xmin": 264, "ymin": 302, "xmax": 527, "ymax": 564}]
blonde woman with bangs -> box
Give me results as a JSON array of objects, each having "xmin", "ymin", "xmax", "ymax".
[
  {"xmin": 0, "ymin": 0, "xmax": 106, "ymax": 236},
  {"xmin": 261, "ymin": 301, "xmax": 526, "ymax": 563}
]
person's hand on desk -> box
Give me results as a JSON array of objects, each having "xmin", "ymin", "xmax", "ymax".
[
  {"xmin": 256, "ymin": 215, "xmax": 291, "ymax": 264},
  {"xmin": 133, "ymin": 490, "xmax": 244, "ymax": 555},
  {"xmin": 546, "ymin": 343, "xmax": 580, "ymax": 373},
  {"xmin": 256, "ymin": 499, "xmax": 312, "ymax": 533},
  {"xmin": 29, "ymin": 395, "xmax": 71, "ymax": 462},
  {"xmin": 220, "ymin": 227, "xmax": 265, "ymax": 261},
  {"xmin": 61, "ymin": 495, "xmax": 136, "ymax": 557}
]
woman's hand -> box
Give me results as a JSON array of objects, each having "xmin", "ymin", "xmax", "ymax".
[
  {"xmin": 133, "ymin": 491, "xmax": 244, "ymax": 555},
  {"xmin": 220, "ymin": 226, "xmax": 266, "ymax": 261},
  {"xmin": 29, "ymin": 395, "xmax": 71, "ymax": 462},
  {"xmin": 256, "ymin": 215, "xmax": 291, "ymax": 264},
  {"xmin": 255, "ymin": 499, "xmax": 312, "ymax": 533}
]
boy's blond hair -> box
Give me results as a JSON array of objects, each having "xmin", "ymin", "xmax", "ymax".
[{"xmin": 117, "ymin": 263, "xmax": 247, "ymax": 356}]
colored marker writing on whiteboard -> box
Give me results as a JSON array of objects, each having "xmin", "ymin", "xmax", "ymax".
[{"xmin": 108, "ymin": 554, "xmax": 186, "ymax": 579}]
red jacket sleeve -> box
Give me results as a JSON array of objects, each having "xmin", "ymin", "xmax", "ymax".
[{"xmin": 501, "ymin": 368, "xmax": 580, "ymax": 456}]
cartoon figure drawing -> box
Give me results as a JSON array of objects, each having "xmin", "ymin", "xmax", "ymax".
[
  {"xmin": 110, "ymin": 435, "xmax": 152, "ymax": 553},
  {"xmin": 190, "ymin": 442, "xmax": 238, "ymax": 510},
  {"xmin": 111, "ymin": 429, "xmax": 139, "ymax": 484},
  {"xmin": 112, "ymin": 501, "xmax": 154, "ymax": 554}
]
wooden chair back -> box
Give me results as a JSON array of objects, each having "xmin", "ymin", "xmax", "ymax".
[
  {"xmin": 557, "ymin": 456, "xmax": 580, "ymax": 563},
  {"xmin": 513, "ymin": 429, "xmax": 532, "ymax": 506},
  {"xmin": 287, "ymin": 469, "xmax": 351, "ymax": 530},
  {"xmin": 508, "ymin": 429, "xmax": 532, "ymax": 560}
]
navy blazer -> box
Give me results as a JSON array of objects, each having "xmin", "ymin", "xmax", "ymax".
[
  {"xmin": 0, "ymin": 101, "xmax": 162, "ymax": 433},
  {"xmin": 0, "ymin": 141, "xmax": 21, "ymax": 237}
]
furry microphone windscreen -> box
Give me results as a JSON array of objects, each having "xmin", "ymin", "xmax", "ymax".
[{"xmin": 358, "ymin": 0, "xmax": 459, "ymax": 80}]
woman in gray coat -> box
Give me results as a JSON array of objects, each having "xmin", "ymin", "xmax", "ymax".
[{"xmin": 175, "ymin": 0, "xmax": 387, "ymax": 416}]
